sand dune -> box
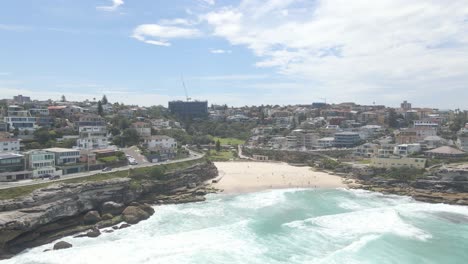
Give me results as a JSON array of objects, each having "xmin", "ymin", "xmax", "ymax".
[{"xmin": 213, "ymin": 161, "xmax": 346, "ymax": 194}]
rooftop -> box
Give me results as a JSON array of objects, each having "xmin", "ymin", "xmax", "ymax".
[
  {"xmin": 425, "ymin": 146, "xmax": 465, "ymax": 155},
  {"xmin": 0, "ymin": 153, "xmax": 23, "ymax": 160},
  {"xmin": 44, "ymin": 147, "xmax": 79, "ymax": 153}
]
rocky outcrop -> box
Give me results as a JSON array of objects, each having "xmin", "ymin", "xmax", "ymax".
[
  {"xmin": 53, "ymin": 241, "xmax": 72, "ymax": 250},
  {"xmin": 0, "ymin": 161, "xmax": 218, "ymax": 259},
  {"xmin": 121, "ymin": 206, "xmax": 150, "ymax": 224},
  {"xmin": 83, "ymin": 211, "xmax": 101, "ymax": 225},
  {"xmin": 101, "ymin": 202, "xmax": 125, "ymax": 216}
]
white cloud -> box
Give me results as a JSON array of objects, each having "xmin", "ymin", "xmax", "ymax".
[
  {"xmin": 199, "ymin": 0, "xmax": 215, "ymax": 5},
  {"xmin": 210, "ymin": 49, "xmax": 232, "ymax": 54},
  {"xmin": 159, "ymin": 18, "xmax": 195, "ymax": 26},
  {"xmin": 96, "ymin": 0, "xmax": 124, "ymax": 12},
  {"xmin": 132, "ymin": 24, "xmax": 201, "ymax": 47},
  {"xmin": 202, "ymin": 0, "xmax": 468, "ymax": 105}
]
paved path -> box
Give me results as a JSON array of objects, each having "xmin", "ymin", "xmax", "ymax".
[{"xmin": 0, "ymin": 148, "xmax": 204, "ymax": 190}]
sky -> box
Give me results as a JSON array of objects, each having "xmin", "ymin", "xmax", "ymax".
[{"xmin": 0, "ymin": 0, "xmax": 467, "ymax": 109}]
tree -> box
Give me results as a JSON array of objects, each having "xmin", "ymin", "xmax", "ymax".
[
  {"xmin": 13, "ymin": 128, "xmax": 19, "ymax": 137},
  {"xmin": 61, "ymin": 95, "xmax": 66, "ymax": 102},
  {"xmin": 215, "ymin": 140, "xmax": 221, "ymax": 152},
  {"xmin": 33, "ymin": 128, "xmax": 52, "ymax": 145},
  {"xmin": 102, "ymin": 95, "xmax": 108, "ymax": 105},
  {"xmin": 120, "ymin": 128, "xmax": 141, "ymax": 147},
  {"xmin": 97, "ymin": 100, "xmax": 104, "ymax": 116},
  {"xmin": 387, "ymin": 109, "xmax": 399, "ymax": 128}
]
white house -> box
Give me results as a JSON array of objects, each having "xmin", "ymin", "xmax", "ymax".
[
  {"xmin": 0, "ymin": 138, "xmax": 20, "ymax": 153},
  {"xmin": 393, "ymin": 144, "xmax": 421, "ymax": 156},
  {"xmin": 26, "ymin": 150, "xmax": 60, "ymax": 178},
  {"xmin": 143, "ymin": 136, "xmax": 177, "ymax": 153}
]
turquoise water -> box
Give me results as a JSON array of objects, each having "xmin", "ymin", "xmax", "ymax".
[{"xmin": 4, "ymin": 188, "xmax": 468, "ymax": 264}]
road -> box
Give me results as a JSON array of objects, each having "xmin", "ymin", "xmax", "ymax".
[
  {"xmin": 122, "ymin": 146, "xmax": 149, "ymax": 165},
  {"xmin": 0, "ymin": 148, "xmax": 204, "ymax": 190}
]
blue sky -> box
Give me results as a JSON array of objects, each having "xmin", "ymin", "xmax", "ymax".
[{"xmin": 1, "ymin": 0, "xmax": 467, "ymax": 108}]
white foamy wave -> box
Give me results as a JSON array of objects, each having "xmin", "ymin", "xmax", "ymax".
[
  {"xmin": 229, "ymin": 188, "xmax": 302, "ymax": 209},
  {"xmin": 285, "ymin": 207, "xmax": 432, "ymax": 241}
]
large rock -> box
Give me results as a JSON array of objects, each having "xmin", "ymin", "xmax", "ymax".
[
  {"xmin": 101, "ymin": 202, "xmax": 125, "ymax": 216},
  {"xmin": 53, "ymin": 241, "xmax": 72, "ymax": 250},
  {"xmin": 83, "ymin": 211, "xmax": 101, "ymax": 225},
  {"xmin": 139, "ymin": 204, "xmax": 155, "ymax": 215},
  {"xmin": 121, "ymin": 206, "xmax": 150, "ymax": 224},
  {"xmin": 86, "ymin": 228, "xmax": 101, "ymax": 238}
]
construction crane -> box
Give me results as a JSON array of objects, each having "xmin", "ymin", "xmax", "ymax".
[{"xmin": 181, "ymin": 75, "xmax": 191, "ymax": 101}]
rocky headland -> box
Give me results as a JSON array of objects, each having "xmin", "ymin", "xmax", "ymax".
[{"xmin": 0, "ymin": 161, "xmax": 218, "ymax": 259}]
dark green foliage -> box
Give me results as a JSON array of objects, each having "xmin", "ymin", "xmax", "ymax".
[
  {"xmin": 97, "ymin": 100, "xmax": 104, "ymax": 116},
  {"xmin": 150, "ymin": 166, "xmax": 166, "ymax": 180},
  {"xmin": 215, "ymin": 140, "xmax": 221, "ymax": 152},
  {"xmin": 102, "ymin": 95, "xmax": 108, "ymax": 105}
]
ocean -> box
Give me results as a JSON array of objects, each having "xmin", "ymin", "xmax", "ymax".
[{"xmin": 3, "ymin": 188, "xmax": 468, "ymax": 264}]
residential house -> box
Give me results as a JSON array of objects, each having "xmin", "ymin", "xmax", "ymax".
[
  {"xmin": 26, "ymin": 150, "xmax": 60, "ymax": 178},
  {"xmin": 0, "ymin": 153, "xmax": 32, "ymax": 181},
  {"xmin": 76, "ymin": 115, "xmax": 108, "ymax": 150},
  {"xmin": 424, "ymin": 146, "xmax": 466, "ymax": 158},
  {"xmin": 44, "ymin": 148, "xmax": 85, "ymax": 175},
  {"xmin": 143, "ymin": 136, "xmax": 177, "ymax": 154},
  {"xmin": 132, "ymin": 122, "xmax": 151, "ymax": 137},
  {"xmin": 457, "ymin": 133, "xmax": 468, "ymax": 152},
  {"xmin": 0, "ymin": 138, "xmax": 20, "ymax": 152},
  {"xmin": 393, "ymin": 144, "xmax": 421, "ymax": 156},
  {"xmin": 354, "ymin": 143, "xmax": 378, "ymax": 158}
]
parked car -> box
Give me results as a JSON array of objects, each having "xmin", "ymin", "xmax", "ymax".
[
  {"xmin": 39, "ymin": 174, "xmax": 51, "ymax": 180},
  {"xmin": 102, "ymin": 167, "xmax": 112, "ymax": 172},
  {"xmin": 49, "ymin": 175, "xmax": 61, "ymax": 180}
]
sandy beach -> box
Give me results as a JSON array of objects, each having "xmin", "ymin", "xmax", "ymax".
[{"xmin": 213, "ymin": 161, "xmax": 346, "ymax": 194}]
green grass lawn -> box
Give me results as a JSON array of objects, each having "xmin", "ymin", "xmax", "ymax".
[
  {"xmin": 207, "ymin": 150, "xmax": 236, "ymax": 161},
  {"xmin": 212, "ymin": 137, "xmax": 245, "ymax": 146}
]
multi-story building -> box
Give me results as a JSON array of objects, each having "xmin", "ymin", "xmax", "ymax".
[
  {"xmin": 142, "ymin": 136, "xmax": 177, "ymax": 154},
  {"xmin": 0, "ymin": 153, "xmax": 32, "ymax": 181},
  {"xmin": 0, "ymin": 138, "xmax": 20, "ymax": 152},
  {"xmin": 288, "ymin": 129, "xmax": 319, "ymax": 149},
  {"xmin": 401, "ymin": 100, "xmax": 412, "ymax": 110},
  {"xmin": 76, "ymin": 115, "xmax": 108, "ymax": 150},
  {"xmin": 334, "ymin": 132, "xmax": 361, "ymax": 148},
  {"xmin": 370, "ymin": 156, "xmax": 426, "ymax": 169},
  {"xmin": 168, "ymin": 101, "xmax": 208, "ymax": 119},
  {"xmin": 317, "ymin": 137, "xmax": 335, "ymax": 148},
  {"xmin": 396, "ymin": 127, "xmax": 437, "ymax": 144},
  {"xmin": 44, "ymin": 148, "xmax": 84, "ymax": 175},
  {"xmin": 26, "ymin": 150, "xmax": 59, "ymax": 178},
  {"xmin": 354, "ymin": 143, "xmax": 378, "ymax": 158},
  {"xmin": 393, "ymin": 144, "xmax": 421, "ymax": 156},
  {"xmin": 13, "ymin": 95, "xmax": 31, "ymax": 104},
  {"xmin": 457, "ymin": 133, "xmax": 468, "ymax": 152},
  {"xmin": 4, "ymin": 105, "xmax": 38, "ymax": 133},
  {"xmin": 131, "ymin": 122, "xmax": 151, "ymax": 137}
]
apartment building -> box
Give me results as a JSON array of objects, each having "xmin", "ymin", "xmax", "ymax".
[
  {"xmin": 0, "ymin": 153, "xmax": 32, "ymax": 181},
  {"xmin": 26, "ymin": 150, "xmax": 59, "ymax": 178}
]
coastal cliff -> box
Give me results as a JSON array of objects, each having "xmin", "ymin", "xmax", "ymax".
[{"xmin": 0, "ymin": 161, "xmax": 218, "ymax": 259}]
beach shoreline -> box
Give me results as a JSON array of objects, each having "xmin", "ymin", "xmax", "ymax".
[{"xmin": 212, "ymin": 161, "xmax": 347, "ymax": 194}]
